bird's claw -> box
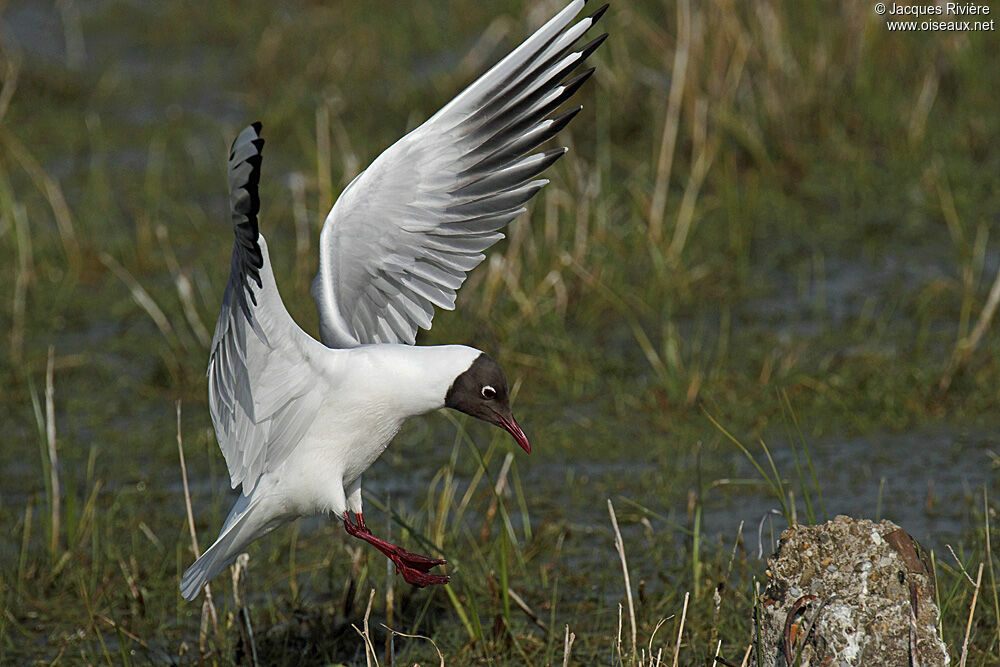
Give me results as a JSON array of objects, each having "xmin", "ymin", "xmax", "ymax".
[
  {"xmin": 344, "ymin": 512, "xmax": 449, "ymax": 585},
  {"xmin": 388, "ymin": 546, "xmax": 446, "ymax": 572},
  {"xmin": 393, "ymin": 559, "xmax": 450, "ymax": 587}
]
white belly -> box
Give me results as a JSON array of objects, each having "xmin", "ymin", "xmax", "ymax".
[{"xmin": 268, "ymin": 401, "xmax": 405, "ymax": 517}]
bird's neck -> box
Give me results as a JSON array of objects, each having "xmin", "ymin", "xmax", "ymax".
[{"xmin": 350, "ymin": 344, "xmax": 481, "ymax": 418}]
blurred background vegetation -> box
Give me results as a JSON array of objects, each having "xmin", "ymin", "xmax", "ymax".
[{"xmin": 1, "ymin": 0, "xmax": 999, "ymax": 663}]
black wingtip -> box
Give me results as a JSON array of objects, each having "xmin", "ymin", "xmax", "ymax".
[
  {"xmin": 227, "ymin": 122, "xmax": 267, "ymax": 321},
  {"xmin": 249, "ymin": 122, "xmax": 265, "ymax": 152},
  {"xmin": 229, "ymin": 122, "xmax": 266, "ymax": 158},
  {"xmin": 551, "ymin": 104, "xmax": 584, "ymax": 127},
  {"xmin": 590, "ymin": 3, "xmax": 610, "ymax": 24},
  {"xmin": 547, "ymin": 105, "xmax": 584, "ymax": 136},
  {"xmin": 563, "ymin": 67, "xmax": 597, "ymax": 95},
  {"xmin": 580, "ymin": 33, "xmax": 609, "ymax": 61}
]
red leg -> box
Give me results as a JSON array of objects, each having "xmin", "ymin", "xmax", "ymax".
[{"xmin": 343, "ymin": 513, "xmax": 449, "ymax": 587}]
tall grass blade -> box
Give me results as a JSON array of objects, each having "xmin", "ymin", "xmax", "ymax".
[
  {"xmin": 704, "ymin": 409, "xmax": 790, "ymax": 520},
  {"xmin": 443, "ymin": 584, "xmax": 477, "ymax": 642},
  {"xmin": 959, "ymin": 563, "xmax": 984, "ymax": 667},
  {"xmin": 9, "ymin": 200, "xmax": 31, "ymax": 366},
  {"xmin": 648, "ymin": 0, "xmax": 690, "ymax": 243},
  {"xmin": 984, "ymin": 489, "xmax": 1000, "ymax": 654},
  {"xmin": 175, "ymin": 401, "xmax": 221, "ymax": 649},
  {"xmin": 608, "ymin": 499, "xmax": 637, "ymax": 660},
  {"xmin": 781, "ymin": 391, "xmax": 826, "ymax": 521},
  {"xmin": 44, "ymin": 347, "xmax": 60, "ymax": 557},
  {"xmin": 0, "ymin": 131, "xmax": 79, "ymax": 267},
  {"xmin": 671, "ymin": 591, "xmax": 690, "ymax": 667}
]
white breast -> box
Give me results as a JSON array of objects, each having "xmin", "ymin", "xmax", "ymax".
[{"xmin": 259, "ymin": 343, "xmax": 480, "ymax": 517}]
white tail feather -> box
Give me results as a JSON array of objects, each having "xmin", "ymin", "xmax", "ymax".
[{"xmin": 180, "ymin": 494, "xmax": 275, "ymax": 600}]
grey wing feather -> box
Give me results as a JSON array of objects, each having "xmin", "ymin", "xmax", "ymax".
[
  {"xmin": 313, "ymin": 0, "xmax": 608, "ymax": 348},
  {"xmin": 209, "ymin": 123, "xmax": 330, "ymax": 494}
]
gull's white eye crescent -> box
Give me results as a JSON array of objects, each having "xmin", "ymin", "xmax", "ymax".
[{"xmin": 481, "ymin": 385, "xmax": 497, "ymax": 400}]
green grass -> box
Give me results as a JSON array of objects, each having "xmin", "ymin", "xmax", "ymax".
[{"xmin": 2, "ymin": 0, "xmax": 1000, "ymax": 663}]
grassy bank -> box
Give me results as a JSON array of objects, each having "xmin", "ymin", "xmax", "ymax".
[{"xmin": 1, "ymin": 0, "xmax": 999, "ymax": 663}]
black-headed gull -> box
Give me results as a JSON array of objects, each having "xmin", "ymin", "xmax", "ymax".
[{"xmin": 180, "ymin": 0, "xmax": 607, "ymax": 600}]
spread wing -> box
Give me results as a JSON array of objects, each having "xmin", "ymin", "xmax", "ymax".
[
  {"xmin": 312, "ymin": 0, "xmax": 607, "ymax": 348},
  {"xmin": 208, "ymin": 123, "xmax": 333, "ymax": 494}
]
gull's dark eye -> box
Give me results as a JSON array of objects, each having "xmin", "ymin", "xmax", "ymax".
[{"xmin": 481, "ymin": 385, "xmax": 497, "ymax": 400}]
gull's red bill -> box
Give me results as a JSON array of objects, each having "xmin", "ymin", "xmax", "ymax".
[{"xmin": 492, "ymin": 410, "xmax": 531, "ymax": 454}]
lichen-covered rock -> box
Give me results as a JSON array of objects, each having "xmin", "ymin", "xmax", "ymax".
[{"xmin": 753, "ymin": 515, "xmax": 948, "ymax": 666}]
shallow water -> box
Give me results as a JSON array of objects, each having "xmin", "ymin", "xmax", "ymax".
[
  {"xmin": 707, "ymin": 429, "xmax": 998, "ymax": 550},
  {"xmin": 464, "ymin": 428, "xmax": 999, "ymax": 570}
]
